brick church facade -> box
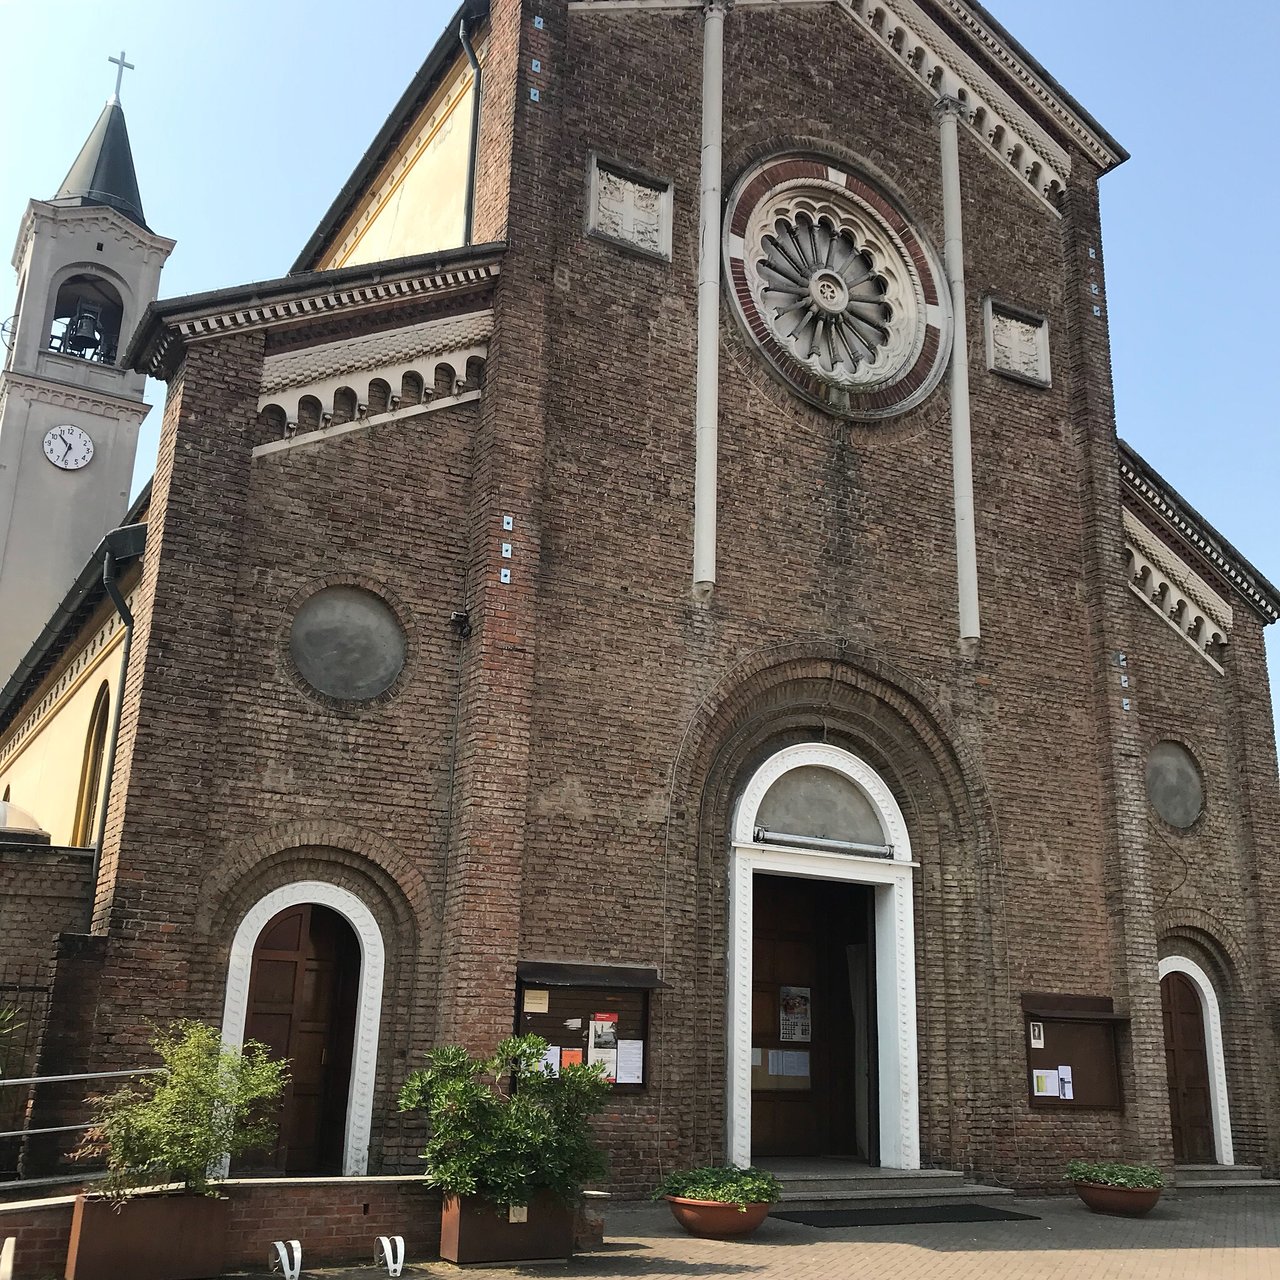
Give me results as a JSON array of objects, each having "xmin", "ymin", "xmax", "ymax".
[{"xmin": 2, "ymin": 0, "xmax": 1278, "ymax": 1196}]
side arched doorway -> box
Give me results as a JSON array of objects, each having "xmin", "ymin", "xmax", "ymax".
[
  {"xmin": 221, "ymin": 880, "xmax": 386, "ymax": 1176},
  {"xmin": 1159, "ymin": 956, "xmax": 1234, "ymax": 1166},
  {"xmin": 244, "ymin": 903, "xmax": 360, "ymax": 1173}
]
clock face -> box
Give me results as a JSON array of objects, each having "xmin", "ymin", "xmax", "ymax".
[{"xmin": 42, "ymin": 426, "xmax": 94, "ymax": 471}]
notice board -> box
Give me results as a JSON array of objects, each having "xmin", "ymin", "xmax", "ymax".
[
  {"xmin": 1022, "ymin": 992, "xmax": 1125, "ymax": 1111},
  {"xmin": 515, "ymin": 979, "xmax": 650, "ymax": 1094}
]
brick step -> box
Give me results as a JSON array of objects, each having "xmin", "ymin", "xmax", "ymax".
[{"xmin": 1176, "ymin": 1163, "xmax": 1263, "ymax": 1184}]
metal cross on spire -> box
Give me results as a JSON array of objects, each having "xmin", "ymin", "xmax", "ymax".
[{"xmin": 108, "ymin": 50, "xmax": 135, "ymax": 101}]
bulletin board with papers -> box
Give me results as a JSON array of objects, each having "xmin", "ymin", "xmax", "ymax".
[{"xmin": 515, "ymin": 966, "xmax": 657, "ymax": 1094}]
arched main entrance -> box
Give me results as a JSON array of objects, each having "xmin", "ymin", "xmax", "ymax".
[
  {"xmin": 221, "ymin": 880, "xmax": 386, "ymax": 1176},
  {"xmin": 727, "ymin": 743, "xmax": 919, "ymax": 1170},
  {"xmin": 1159, "ymin": 955, "xmax": 1234, "ymax": 1165}
]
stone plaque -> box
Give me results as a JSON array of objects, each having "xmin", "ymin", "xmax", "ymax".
[{"xmin": 985, "ymin": 300, "xmax": 1050, "ymax": 387}]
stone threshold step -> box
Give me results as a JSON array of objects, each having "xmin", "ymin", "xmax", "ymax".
[
  {"xmin": 1176, "ymin": 1178, "xmax": 1280, "ymax": 1193},
  {"xmin": 780, "ymin": 1183, "xmax": 1013, "ymax": 1208}
]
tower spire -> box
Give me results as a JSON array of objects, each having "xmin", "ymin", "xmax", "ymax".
[{"xmin": 52, "ymin": 59, "xmax": 147, "ymax": 229}]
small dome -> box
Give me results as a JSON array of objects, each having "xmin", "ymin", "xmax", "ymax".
[{"xmin": 0, "ymin": 800, "xmax": 51, "ymax": 845}]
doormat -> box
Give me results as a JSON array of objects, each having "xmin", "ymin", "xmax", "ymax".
[{"xmin": 775, "ymin": 1204, "xmax": 1039, "ymax": 1227}]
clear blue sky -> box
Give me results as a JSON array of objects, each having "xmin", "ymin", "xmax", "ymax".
[{"xmin": 3, "ymin": 0, "xmax": 1278, "ymax": 729}]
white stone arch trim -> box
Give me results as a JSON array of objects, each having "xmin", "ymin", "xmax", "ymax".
[
  {"xmin": 1159, "ymin": 955, "xmax": 1234, "ymax": 1165},
  {"xmin": 733, "ymin": 740, "xmax": 912, "ymax": 860},
  {"xmin": 729, "ymin": 743, "xmax": 919, "ymax": 1170},
  {"xmin": 220, "ymin": 880, "xmax": 386, "ymax": 1176}
]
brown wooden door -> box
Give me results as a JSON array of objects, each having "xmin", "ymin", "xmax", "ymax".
[
  {"xmin": 1161, "ymin": 971, "xmax": 1215, "ymax": 1163},
  {"xmin": 244, "ymin": 903, "xmax": 360, "ymax": 1174},
  {"xmin": 750, "ymin": 876, "xmax": 869, "ymax": 1159}
]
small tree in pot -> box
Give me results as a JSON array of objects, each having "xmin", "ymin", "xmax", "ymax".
[
  {"xmin": 398, "ymin": 1034, "xmax": 611, "ymax": 1264},
  {"xmin": 68, "ymin": 1020, "xmax": 287, "ymax": 1280}
]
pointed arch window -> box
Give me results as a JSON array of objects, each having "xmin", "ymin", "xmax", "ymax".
[{"xmin": 73, "ymin": 683, "xmax": 112, "ymax": 846}]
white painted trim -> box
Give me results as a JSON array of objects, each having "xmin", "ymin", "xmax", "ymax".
[
  {"xmin": 1159, "ymin": 956, "xmax": 1234, "ymax": 1165},
  {"xmin": 220, "ymin": 881, "xmax": 386, "ymax": 1176},
  {"xmin": 728, "ymin": 745, "xmax": 920, "ymax": 1170},
  {"xmin": 732, "ymin": 741, "xmax": 911, "ymax": 859}
]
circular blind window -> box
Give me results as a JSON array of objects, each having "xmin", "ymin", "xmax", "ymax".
[
  {"xmin": 290, "ymin": 586, "xmax": 406, "ymax": 702},
  {"xmin": 1146, "ymin": 741, "xmax": 1204, "ymax": 829}
]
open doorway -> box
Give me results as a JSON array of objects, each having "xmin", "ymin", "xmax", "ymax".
[{"xmin": 751, "ymin": 874, "xmax": 876, "ymax": 1161}]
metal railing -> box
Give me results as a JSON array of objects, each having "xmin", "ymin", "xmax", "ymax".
[{"xmin": 0, "ymin": 1069, "xmax": 162, "ymax": 1140}]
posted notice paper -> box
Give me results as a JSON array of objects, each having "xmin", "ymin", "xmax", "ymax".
[
  {"xmin": 1032, "ymin": 1067, "xmax": 1061, "ymax": 1098},
  {"xmin": 616, "ymin": 1039, "xmax": 644, "ymax": 1085},
  {"xmin": 588, "ymin": 1013, "xmax": 619, "ymax": 1081}
]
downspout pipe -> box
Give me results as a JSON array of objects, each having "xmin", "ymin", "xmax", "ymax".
[
  {"xmin": 460, "ymin": 18, "xmax": 482, "ymax": 246},
  {"xmin": 89, "ymin": 522, "xmax": 147, "ymax": 927},
  {"xmin": 693, "ymin": 0, "xmax": 727, "ymax": 594},
  {"xmin": 936, "ymin": 95, "xmax": 981, "ymax": 643}
]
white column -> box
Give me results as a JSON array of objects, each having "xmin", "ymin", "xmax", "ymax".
[
  {"xmin": 936, "ymin": 95, "xmax": 980, "ymax": 642},
  {"xmin": 693, "ymin": 0, "xmax": 728, "ymax": 593}
]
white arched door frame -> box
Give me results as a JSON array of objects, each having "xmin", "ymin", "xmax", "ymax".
[
  {"xmin": 221, "ymin": 880, "xmax": 386, "ymax": 1176},
  {"xmin": 1158, "ymin": 955, "xmax": 1234, "ymax": 1165},
  {"xmin": 728, "ymin": 742, "xmax": 920, "ymax": 1169}
]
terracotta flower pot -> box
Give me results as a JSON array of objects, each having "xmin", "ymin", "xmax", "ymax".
[
  {"xmin": 664, "ymin": 1195, "xmax": 771, "ymax": 1238},
  {"xmin": 65, "ymin": 1192, "xmax": 230, "ymax": 1280},
  {"xmin": 1073, "ymin": 1181, "xmax": 1163, "ymax": 1217},
  {"xmin": 440, "ymin": 1189, "xmax": 576, "ymax": 1263}
]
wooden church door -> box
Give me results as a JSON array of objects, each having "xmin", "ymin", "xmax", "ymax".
[
  {"xmin": 1161, "ymin": 972, "xmax": 1215, "ymax": 1163},
  {"xmin": 244, "ymin": 903, "xmax": 360, "ymax": 1173}
]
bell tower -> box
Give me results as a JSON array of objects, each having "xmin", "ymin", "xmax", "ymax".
[{"xmin": 0, "ymin": 53, "xmax": 174, "ymax": 681}]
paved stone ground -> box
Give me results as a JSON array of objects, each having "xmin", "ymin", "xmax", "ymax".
[{"xmin": 224, "ymin": 1194, "xmax": 1280, "ymax": 1280}]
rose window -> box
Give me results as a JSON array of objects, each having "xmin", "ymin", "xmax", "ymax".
[{"xmin": 724, "ymin": 157, "xmax": 952, "ymax": 420}]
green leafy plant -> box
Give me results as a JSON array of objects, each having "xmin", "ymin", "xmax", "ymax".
[
  {"xmin": 74, "ymin": 1020, "xmax": 288, "ymax": 1199},
  {"xmin": 397, "ymin": 1034, "xmax": 611, "ymax": 1207},
  {"xmin": 652, "ymin": 1165, "xmax": 782, "ymax": 1211},
  {"xmin": 1067, "ymin": 1160, "xmax": 1163, "ymax": 1190}
]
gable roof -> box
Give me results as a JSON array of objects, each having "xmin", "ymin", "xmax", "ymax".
[
  {"xmin": 292, "ymin": 0, "xmax": 490, "ymax": 274},
  {"xmin": 1119, "ymin": 440, "xmax": 1280, "ymax": 624}
]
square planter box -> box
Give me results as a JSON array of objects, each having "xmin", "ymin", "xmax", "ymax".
[
  {"xmin": 440, "ymin": 1190, "xmax": 574, "ymax": 1264},
  {"xmin": 65, "ymin": 1192, "xmax": 230, "ymax": 1280}
]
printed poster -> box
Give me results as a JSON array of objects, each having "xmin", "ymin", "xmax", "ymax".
[
  {"xmin": 616, "ymin": 1039, "xmax": 644, "ymax": 1085},
  {"xmin": 588, "ymin": 1012, "xmax": 619, "ymax": 1081},
  {"xmin": 1058, "ymin": 1065, "xmax": 1074, "ymax": 1101},
  {"xmin": 560, "ymin": 1047, "xmax": 584, "ymax": 1068},
  {"xmin": 540, "ymin": 1045, "xmax": 561, "ymax": 1076},
  {"xmin": 780, "ymin": 986, "xmax": 812, "ymax": 1042},
  {"xmin": 1032, "ymin": 1067, "xmax": 1061, "ymax": 1098}
]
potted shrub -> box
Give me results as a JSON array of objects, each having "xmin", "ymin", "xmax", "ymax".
[
  {"xmin": 398, "ymin": 1034, "xmax": 611, "ymax": 1264},
  {"xmin": 67, "ymin": 1020, "xmax": 287, "ymax": 1280},
  {"xmin": 653, "ymin": 1165, "xmax": 782, "ymax": 1238},
  {"xmin": 1067, "ymin": 1160, "xmax": 1164, "ymax": 1217}
]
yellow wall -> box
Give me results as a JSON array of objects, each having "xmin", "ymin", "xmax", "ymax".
[
  {"xmin": 0, "ymin": 615, "xmax": 126, "ymax": 846},
  {"xmin": 317, "ymin": 52, "xmax": 477, "ymax": 271}
]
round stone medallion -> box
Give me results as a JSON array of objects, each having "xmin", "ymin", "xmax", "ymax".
[
  {"xmin": 289, "ymin": 585, "xmax": 407, "ymax": 702},
  {"xmin": 723, "ymin": 156, "xmax": 952, "ymax": 420},
  {"xmin": 1146, "ymin": 741, "xmax": 1205, "ymax": 830}
]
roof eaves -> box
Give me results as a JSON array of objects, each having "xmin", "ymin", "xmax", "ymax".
[
  {"xmin": 291, "ymin": 0, "xmax": 491, "ymax": 274},
  {"xmin": 123, "ymin": 241, "xmax": 505, "ymax": 378},
  {"xmin": 1118, "ymin": 440, "xmax": 1280, "ymax": 624},
  {"xmin": 0, "ymin": 480, "xmax": 152, "ymax": 738},
  {"xmin": 930, "ymin": 0, "xmax": 1129, "ymax": 170}
]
